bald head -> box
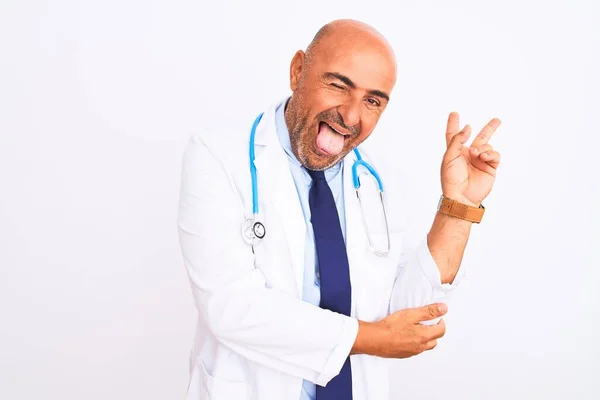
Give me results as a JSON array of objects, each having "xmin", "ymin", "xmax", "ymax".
[
  {"xmin": 284, "ymin": 19, "xmax": 397, "ymax": 170},
  {"xmin": 306, "ymin": 19, "xmax": 396, "ymax": 73}
]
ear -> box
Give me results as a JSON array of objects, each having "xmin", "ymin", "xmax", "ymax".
[{"xmin": 289, "ymin": 50, "xmax": 305, "ymax": 91}]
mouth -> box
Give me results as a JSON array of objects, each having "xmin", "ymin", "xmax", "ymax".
[{"xmin": 315, "ymin": 121, "xmax": 351, "ymax": 157}]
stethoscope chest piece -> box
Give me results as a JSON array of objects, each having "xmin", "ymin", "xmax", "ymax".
[
  {"xmin": 252, "ymin": 221, "xmax": 266, "ymax": 239},
  {"xmin": 242, "ymin": 218, "xmax": 255, "ymax": 243},
  {"xmin": 242, "ymin": 217, "xmax": 266, "ymax": 243}
]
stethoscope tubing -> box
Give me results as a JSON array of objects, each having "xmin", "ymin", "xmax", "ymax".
[{"xmin": 245, "ymin": 111, "xmax": 390, "ymax": 256}]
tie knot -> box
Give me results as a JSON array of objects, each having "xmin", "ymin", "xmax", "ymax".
[{"xmin": 306, "ymin": 168, "xmax": 326, "ymax": 181}]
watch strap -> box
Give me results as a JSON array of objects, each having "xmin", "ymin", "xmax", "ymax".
[{"xmin": 437, "ymin": 196, "xmax": 485, "ymax": 223}]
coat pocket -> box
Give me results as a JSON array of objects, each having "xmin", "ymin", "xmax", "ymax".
[{"xmin": 186, "ymin": 358, "xmax": 252, "ymax": 400}]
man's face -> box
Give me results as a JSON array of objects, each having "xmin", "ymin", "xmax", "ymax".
[{"xmin": 286, "ymin": 37, "xmax": 396, "ymax": 170}]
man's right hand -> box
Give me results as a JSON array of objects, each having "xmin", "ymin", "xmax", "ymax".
[{"xmin": 350, "ymin": 303, "xmax": 448, "ymax": 358}]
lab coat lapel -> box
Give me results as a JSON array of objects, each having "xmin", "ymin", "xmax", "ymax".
[
  {"xmin": 343, "ymin": 153, "xmax": 368, "ymax": 315},
  {"xmin": 253, "ymin": 105, "xmax": 306, "ymax": 298}
]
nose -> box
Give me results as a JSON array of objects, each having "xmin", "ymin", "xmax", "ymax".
[{"xmin": 337, "ymin": 99, "xmax": 361, "ymax": 128}]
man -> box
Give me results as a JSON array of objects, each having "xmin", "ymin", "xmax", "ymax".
[{"xmin": 177, "ymin": 19, "xmax": 501, "ymax": 400}]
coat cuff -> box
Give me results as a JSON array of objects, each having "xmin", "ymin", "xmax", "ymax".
[
  {"xmin": 314, "ymin": 316, "xmax": 358, "ymax": 387},
  {"xmin": 417, "ymin": 236, "xmax": 467, "ymax": 292}
]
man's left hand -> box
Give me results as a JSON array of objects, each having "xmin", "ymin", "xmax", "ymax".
[{"xmin": 440, "ymin": 112, "xmax": 502, "ymax": 207}]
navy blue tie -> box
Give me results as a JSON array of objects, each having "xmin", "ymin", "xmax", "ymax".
[{"xmin": 306, "ymin": 168, "xmax": 353, "ymax": 400}]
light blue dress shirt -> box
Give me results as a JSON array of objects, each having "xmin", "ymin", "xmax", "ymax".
[{"xmin": 274, "ymin": 100, "xmax": 347, "ymax": 400}]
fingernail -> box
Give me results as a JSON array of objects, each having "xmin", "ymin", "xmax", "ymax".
[{"xmin": 438, "ymin": 304, "xmax": 448, "ymax": 314}]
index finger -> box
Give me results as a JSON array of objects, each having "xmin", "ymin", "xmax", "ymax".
[
  {"xmin": 471, "ymin": 118, "xmax": 502, "ymax": 149},
  {"xmin": 445, "ymin": 112, "xmax": 460, "ymax": 147},
  {"xmin": 424, "ymin": 318, "xmax": 446, "ymax": 340}
]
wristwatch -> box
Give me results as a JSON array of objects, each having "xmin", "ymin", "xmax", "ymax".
[{"xmin": 437, "ymin": 195, "xmax": 485, "ymax": 223}]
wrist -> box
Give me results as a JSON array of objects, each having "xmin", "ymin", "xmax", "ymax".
[
  {"xmin": 437, "ymin": 195, "xmax": 485, "ymax": 224},
  {"xmin": 351, "ymin": 320, "xmax": 389, "ymax": 356},
  {"xmin": 442, "ymin": 193, "xmax": 479, "ymax": 208}
]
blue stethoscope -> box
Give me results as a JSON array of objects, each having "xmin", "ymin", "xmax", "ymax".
[{"xmin": 242, "ymin": 112, "xmax": 391, "ymax": 257}]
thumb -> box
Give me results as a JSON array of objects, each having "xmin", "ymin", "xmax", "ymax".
[
  {"xmin": 413, "ymin": 303, "xmax": 448, "ymax": 322},
  {"xmin": 444, "ymin": 125, "xmax": 472, "ymax": 162}
]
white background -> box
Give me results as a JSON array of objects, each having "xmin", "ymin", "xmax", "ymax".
[{"xmin": 1, "ymin": 0, "xmax": 599, "ymax": 399}]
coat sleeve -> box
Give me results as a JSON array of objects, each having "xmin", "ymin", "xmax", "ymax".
[
  {"xmin": 177, "ymin": 136, "xmax": 358, "ymax": 386},
  {"xmin": 389, "ymin": 236, "xmax": 467, "ymax": 325}
]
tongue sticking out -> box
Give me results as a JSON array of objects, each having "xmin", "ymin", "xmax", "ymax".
[{"xmin": 316, "ymin": 122, "xmax": 345, "ymax": 156}]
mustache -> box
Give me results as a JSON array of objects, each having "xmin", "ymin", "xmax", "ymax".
[{"xmin": 316, "ymin": 110, "xmax": 359, "ymax": 136}]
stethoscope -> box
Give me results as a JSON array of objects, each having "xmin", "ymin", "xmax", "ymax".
[{"xmin": 242, "ymin": 112, "xmax": 391, "ymax": 257}]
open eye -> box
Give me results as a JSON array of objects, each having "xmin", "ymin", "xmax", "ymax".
[{"xmin": 366, "ymin": 98, "xmax": 381, "ymax": 107}]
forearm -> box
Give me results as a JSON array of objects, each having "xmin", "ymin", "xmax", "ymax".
[
  {"xmin": 350, "ymin": 320, "xmax": 386, "ymax": 356},
  {"xmin": 427, "ymin": 211, "xmax": 473, "ymax": 284}
]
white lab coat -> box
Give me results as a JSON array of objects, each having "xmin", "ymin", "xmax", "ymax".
[{"xmin": 177, "ymin": 100, "xmax": 465, "ymax": 400}]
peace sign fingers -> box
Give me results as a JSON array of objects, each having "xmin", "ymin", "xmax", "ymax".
[{"xmin": 471, "ymin": 118, "xmax": 502, "ymax": 150}]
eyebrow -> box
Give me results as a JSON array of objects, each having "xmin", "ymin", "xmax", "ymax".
[{"xmin": 323, "ymin": 72, "xmax": 390, "ymax": 101}]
